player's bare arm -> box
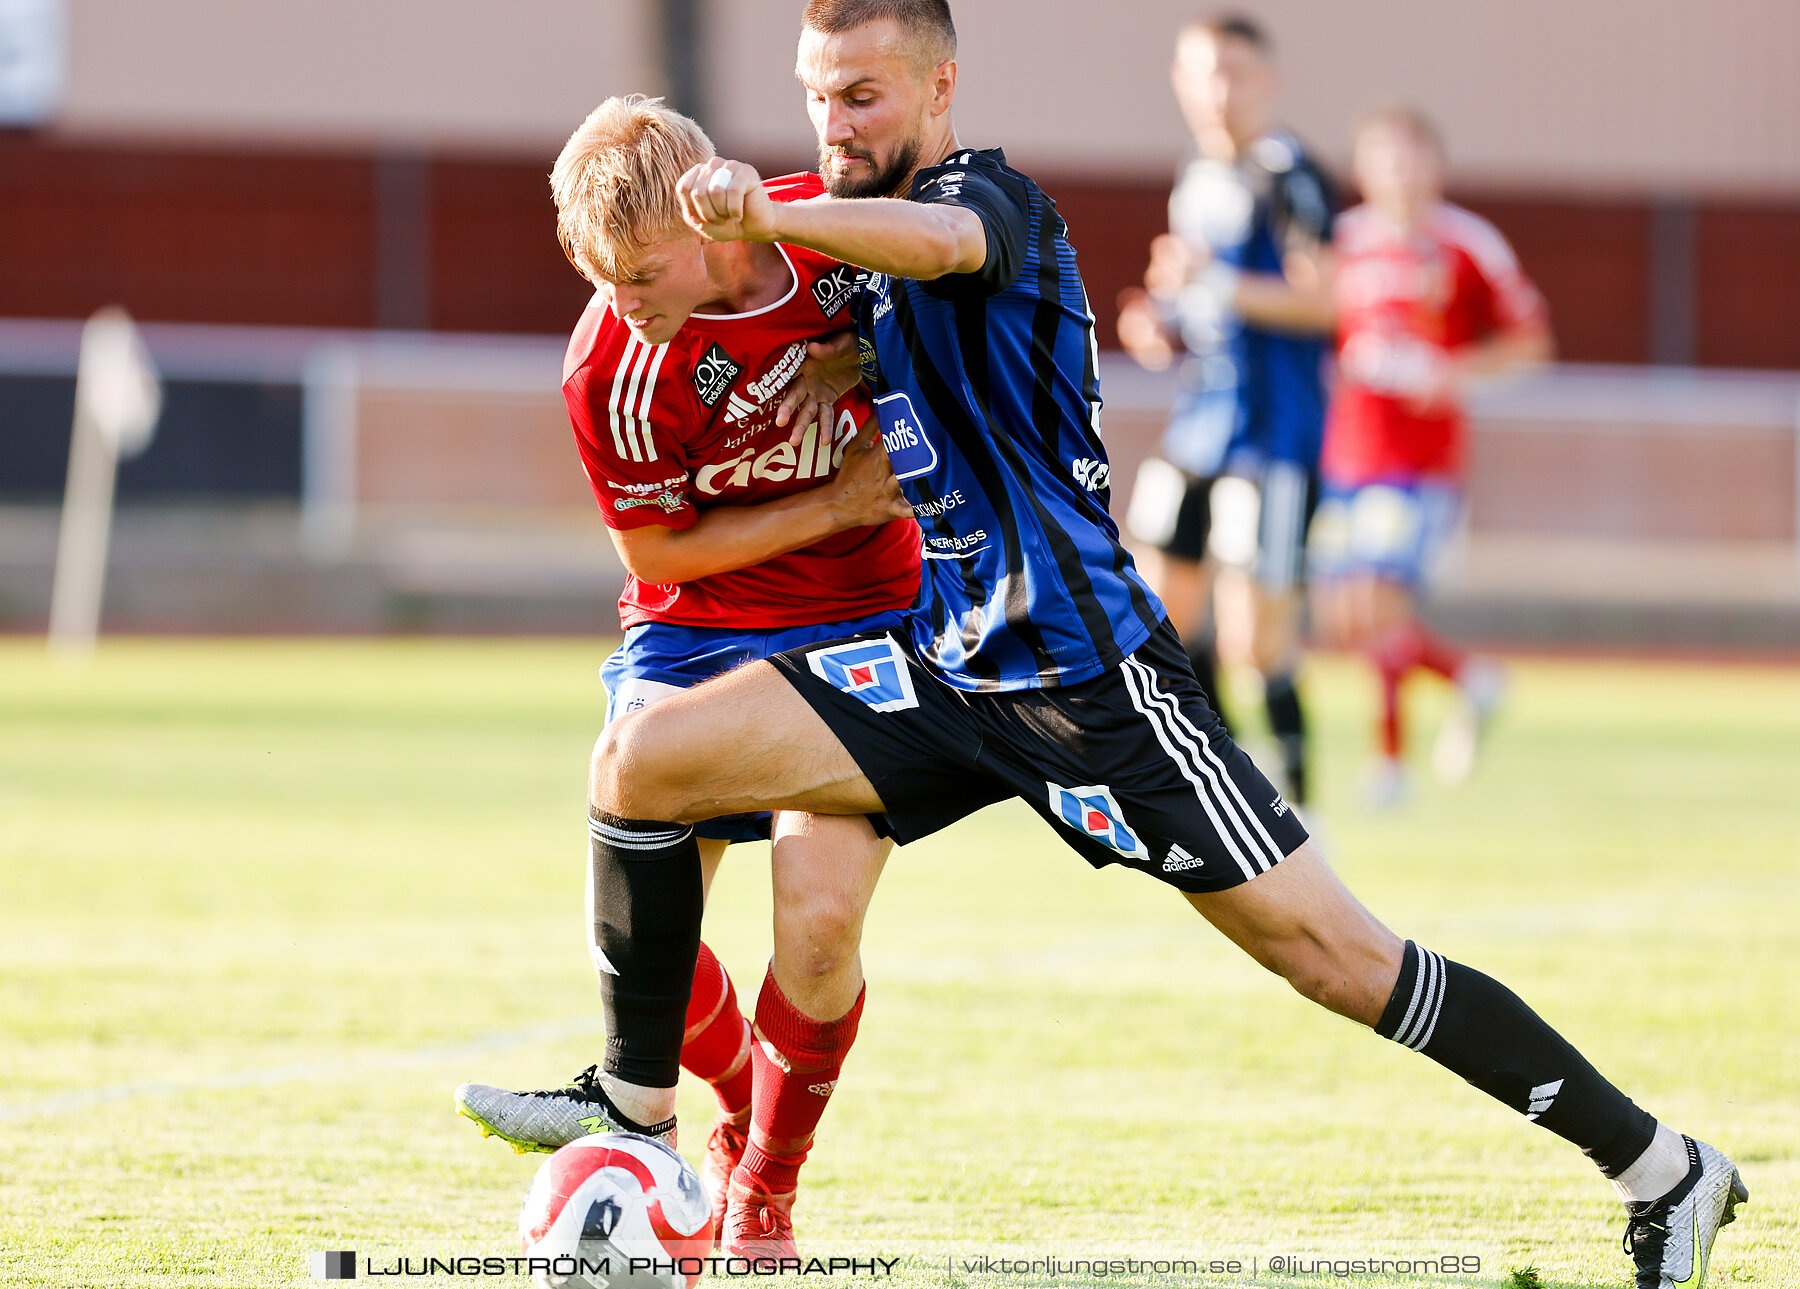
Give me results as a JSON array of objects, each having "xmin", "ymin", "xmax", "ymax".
[
  {"xmin": 607, "ymin": 419, "xmax": 911, "ymax": 585},
  {"xmin": 1232, "ymin": 241, "xmax": 1336, "ymax": 332},
  {"xmin": 678, "ymin": 158, "xmax": 986, "ymax": 281},
  {"xmin": 1185, "ymin": 231, "xmax": 1333, "ymax": 334},
  {"xmin": 1121, "ymin": 233, "xmax": 1332, "ymax": 370}
]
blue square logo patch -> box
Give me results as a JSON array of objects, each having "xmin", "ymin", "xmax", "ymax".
[
  {"xmin": 806, "ymin": 636, "xmax": 919, "ymax": 713},
  {"xmin": 1046, "ymin": 781, "xmax": 1148, "ymax": 860},
  {"xmin": 873, "ymin": 391, "xmax": 940, "ymax": 482}
]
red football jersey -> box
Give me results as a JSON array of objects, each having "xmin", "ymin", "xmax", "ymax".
[
  {"xmin": 1321, "ymin": 201, "xmax": 1547, "ymax": 487},
  {"xmin": 563, "ymin": 174, "xmax": 921, "ymax": 630}
]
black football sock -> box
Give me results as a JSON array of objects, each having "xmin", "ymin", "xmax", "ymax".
[
  {"xmin": 1376, "ymin": 941, "xmax": 1657, "ymax": 1177},
  {"xmin": 1263, "ymin": 670, "xmax": 1307, "ymax": 804},
  {"xmin": 1185, "ymin": 636, "xmax": 1232, "ymax": 736},
  {"xmin": 587, "ymin": 808, "xmax": 704, "ymax": 1088}
]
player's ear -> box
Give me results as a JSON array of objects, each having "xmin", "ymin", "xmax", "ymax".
[{"xmin": 928, "ymin": 57, "xmax": 956, "ymax": 116}]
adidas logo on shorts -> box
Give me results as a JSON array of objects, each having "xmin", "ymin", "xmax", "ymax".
[{"xmin": 1163, "ymin": 844, "xmax": 1204, "ymax": 873}]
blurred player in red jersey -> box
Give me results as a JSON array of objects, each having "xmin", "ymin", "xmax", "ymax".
[
  {"xmin": 1310, "ymin": 106, "xmax": 1552, "ymax": 804},
  {"xmin": 453, "ymin": 95, "xmax": 918, "ymax": 1257}
]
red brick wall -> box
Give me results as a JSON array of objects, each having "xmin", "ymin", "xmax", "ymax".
[
  {"xmin": 1697, "ymin": 205, "xmax": 1800, "ymax": 369},
  {"xmin": 1454, "ymin": 195, "xmax": 1653, "ymax": 364},
  {"xmin": 0, "ymin": 136, "xmax": 375, "ymax": 327},
  {"xmin": 429, "ymin": 157, "xmax": 591, "ymax": 334}
]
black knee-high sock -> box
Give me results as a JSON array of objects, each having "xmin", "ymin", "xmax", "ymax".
[
  {"xmin": 1376, "ymin": 941, "xmax": 1656, "ymax": 1176},
  {"xmin": 587, "ymin": 809, "xmax": 704, "ymax": 1088},
  {"xmin": 1264, "ymin": 670, "xmax": 1306, "ymax": 804},
  {"xmin": 1185, "ymin": 636, "xmax": 1232, "ymax": 736}
]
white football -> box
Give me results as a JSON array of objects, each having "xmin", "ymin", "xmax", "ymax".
[{"xmin": 518, "ymin": 1133, "xmax": 713, "ymax": 1289}]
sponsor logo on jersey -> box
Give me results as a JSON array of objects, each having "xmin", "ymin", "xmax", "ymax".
[
  {"xmin": 1070, "ymin": 457, "xmax": 1110, "ymax": 493},
  {"xmin": 694, "ymin": 409, "xmax": 856, "ymax": 495},
  {"xmin": 1046, "ymin": 782, "xmax": 1148, "ymax": 860},
  {"xmin": 873, "ymin": 391, "xmax": 939, "ymax": 481},
  {"xmin": 923, "ymin": 170, "xmax": 965, "ymax": 200},
  {"xmin": 867, "ymin": 273, "xmax": 894, "ymax": 322},
  {"xmin": 691, "ymin": 341, "xmax": 742, "ymax": 409},
  {"xmin": 922, "ymin": 530, "xmax": 989, "ymax": 560},
  {"xmin": 857, "ymin": 334, "xmax": 879, "ymax": 383},
  {"xmin": 1269, "ymin": 794, "xmax": 1289, "ymax": 817},
  {"xmin": 745, "ymin": 341, "xmax": 807, "ymax": 403},
  {"xmin": 605, "ymin": 475, "xmax": 686, "ymax": 495},
  {"xmin": 911, "ymin": 488, "xmax": 967, "ymax": 518},
  {"xmin": 612, "ymin": 491, "xmax": 685, "ymax": 514},
  {"xmin": 722, "ymin": 341, "xmax": 808, "ymax": 424},
  {"xmin": 810, "ymin": 264, "xmax": 859, "ymax": 318},
  {"xmin": 806, "ymin": 635, "xmax": 919, "ymax": 713},
  {"xmin": 1163, "ymin": 843, "xmax": 1203, "ymax": 873}
]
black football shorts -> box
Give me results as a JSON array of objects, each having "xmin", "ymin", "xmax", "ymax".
[{"xmin": 769, "ymin": 619, "xmax": 1307, "ymax": 893}]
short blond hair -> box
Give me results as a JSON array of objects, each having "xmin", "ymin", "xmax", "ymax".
[{"xmin": 550, "ymin": 95, "xmax": 714, "ymax": 284}]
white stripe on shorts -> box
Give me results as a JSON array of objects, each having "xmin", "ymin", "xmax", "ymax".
[
  {"xmin": 1120, "ymin": 656, "xmax": 1274, "ymax": 881},
  {"xmin": 1128, "ymin": 655, "xmax": 1288, "ymax": 867}
]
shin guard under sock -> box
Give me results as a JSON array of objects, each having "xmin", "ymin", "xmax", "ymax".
[{"xmin": 587, "ymin": 809, "xmax": 704, "ymax": 1088}]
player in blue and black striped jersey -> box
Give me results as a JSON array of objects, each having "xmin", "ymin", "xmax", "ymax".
[
  {"xmin": 571, "ymin": 1, "xmax": 1746, "ymax": 1278},
  {"xmin": 846, "ymin": 149, "xmax": 1163, "ymax": 688},
  {"xmin": 1118, "ymin": 14, "xmax": 1338, "ymax": 807}
]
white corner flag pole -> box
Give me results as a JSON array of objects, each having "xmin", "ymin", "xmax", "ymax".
[{"xmin": 47, "ymin": 307, "xmax": 163, "ymax": 662}]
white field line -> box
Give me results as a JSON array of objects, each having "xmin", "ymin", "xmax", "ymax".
[{"xmin": 0, "ymin": 1016, "xmax": 607, "ymax": 1122}]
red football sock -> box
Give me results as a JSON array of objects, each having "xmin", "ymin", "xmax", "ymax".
[
  {"xmin": 737, "ymin": 969, "xmax": 864, "ymax": 1197},
  {"xmin": 1376, "ymin": 655, "xmax": 1404, "ymax": 759},
  {"xmin": 681, "ymin": 941, "xmax": 753, "ymax": 1118}
]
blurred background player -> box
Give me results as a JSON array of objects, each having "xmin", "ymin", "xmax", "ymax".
[
  {"xmin": 1310, "ymin": 105, "xmax": 1551, "ymax": 805},
  {"xmin": 453, "ymin": 95, "xmax": 917, "ymax": 1258},
  {"xmin": 1117, "ymin": 13, "xmax": 1336, "ymax": 811}
]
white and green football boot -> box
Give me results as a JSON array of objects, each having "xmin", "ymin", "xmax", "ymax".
[
  {"xmin": 1623, "ymin": 1136, "xmax": 1749, "ymax": 1289},
  {"xmin": 454, "ymin": 1064, "xmax": 675, "ymax": 1154}
]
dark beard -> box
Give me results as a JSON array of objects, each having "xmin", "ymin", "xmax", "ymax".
[{"xmin": 819, "ymin": 135, "xmax": 922, "ymax": 199}]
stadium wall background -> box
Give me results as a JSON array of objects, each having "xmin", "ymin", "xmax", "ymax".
[{"xmin": 3, "ymin": 132, "xmax": 1799, "ymax": 369}]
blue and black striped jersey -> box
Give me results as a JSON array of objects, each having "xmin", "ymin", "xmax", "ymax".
[
  {"xmin": 1164, "ymin": 130, "xmax": 1336, "ymax": 474},
  {"xmin": 858, "ymin": 148, "xmax": 1164, "ymax": 692}
]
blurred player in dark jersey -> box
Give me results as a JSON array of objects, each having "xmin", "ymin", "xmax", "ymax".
[
  {"xmin": 452, "ymin": 95, "xmax": 918, "ymax": 1257},
  {"xmin": 1311, "ymin": 106, "xmax": 1552, "ymax": 805},
  {"xmin": 528, "ymin": 6, "xmax": 1747, "ymax": 1284},
  {"xmin": 1117, "ymin": 14, "xmax": 1335, "ymax": 810}
]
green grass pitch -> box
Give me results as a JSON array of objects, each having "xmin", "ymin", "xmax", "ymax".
[{"xmin": 1, "ymin": 638, "xmax": 1794, "ymax": 1288}]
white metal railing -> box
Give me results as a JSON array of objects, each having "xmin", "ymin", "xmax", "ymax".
[{"xmin": 4, "ymin": 318, "xmax": 1798, "ymax": 584}]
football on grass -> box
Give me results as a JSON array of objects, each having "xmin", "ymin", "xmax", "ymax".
[{"xmin": 519, "ymin": 1133, "xmax": 713, "ymax": 1289}]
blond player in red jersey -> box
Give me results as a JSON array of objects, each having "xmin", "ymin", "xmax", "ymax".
[
  {"xmin": 1310, "ymin": 106, "xmax": 1553, "ymax": 804},
  {"xmin": 454, "ymin": 95, "xmax": 918, "ymax": 1257}
]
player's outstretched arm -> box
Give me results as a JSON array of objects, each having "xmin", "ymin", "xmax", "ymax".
[
  {"xmin": 1408, "ymin": 319, "xmax": 1554, "ymax": 414},
  {"xmin": 1229, "ymin": 243, "xmax": 1338, "ymax": 334},
  {"xmin": 607, "ymin": 420, "xmax": 913, "ymax": 586},
  {"xmin": 677, "ymin": 158, "xmax": 986, "ymax": 282}
]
